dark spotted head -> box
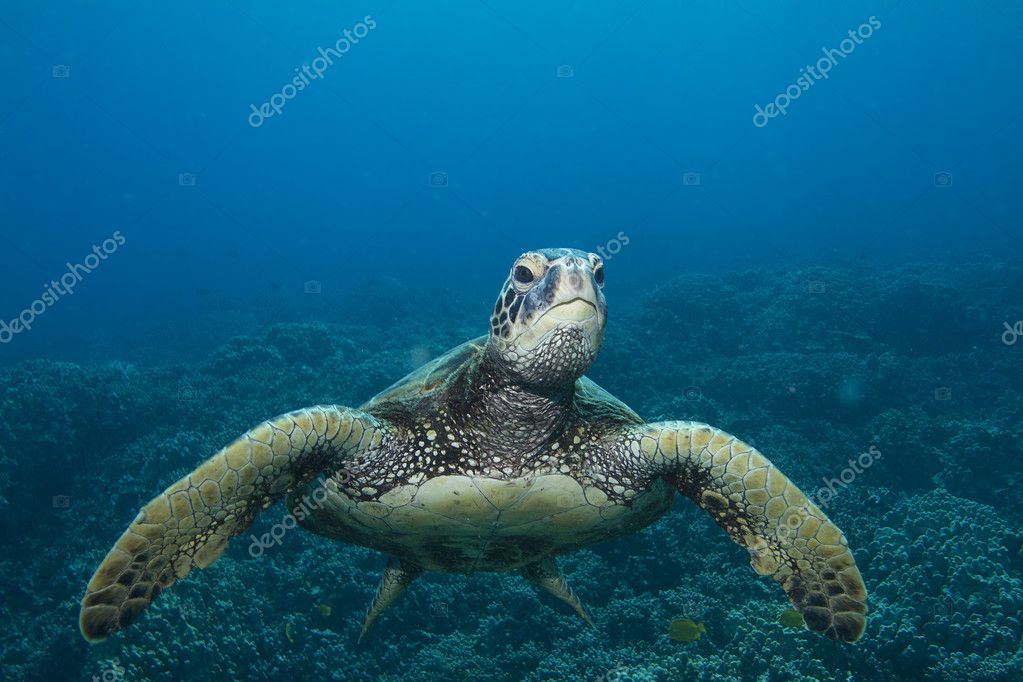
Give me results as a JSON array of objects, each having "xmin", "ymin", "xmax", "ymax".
[{"xmin": 487, "ymin": 248, "xmax": 607, "ymax": 387}]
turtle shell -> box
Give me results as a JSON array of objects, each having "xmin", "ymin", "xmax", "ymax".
[
  {"xmin": 361, "ymin": 336, "xmax": 487, "ymax": 416},
  {"xmin": 362, "ymin": 334, "xmax": 642, "ymax": 428}
]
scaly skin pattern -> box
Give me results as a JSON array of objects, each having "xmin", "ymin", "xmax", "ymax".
[
  {"xmin": 79, "ymin": 406, "xmax": 389, "ymax": 642},
  {"xmin": 618, "ymin": 420, "xmax": 868, "ymax": 643},
  {"xmin": 80, "ymin": 248, "xmax": 868, "ymax": 644},
  {"xmin": 291, "ymin": 402, "xmax": 867, "ymax": 642},
  {"xmin": 293, "ymin": 377, "xmax": 674, "ymax": 574}
]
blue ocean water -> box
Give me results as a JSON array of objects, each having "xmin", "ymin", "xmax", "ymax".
[{"xmin": 1, "ymin": 2, "xmax": 1022, "ymax": 681}]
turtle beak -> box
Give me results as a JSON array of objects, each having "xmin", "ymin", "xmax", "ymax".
[
  {"xmin": 513, "ymin": 297, "xmax": 601, "ymax": 351},
  {"xmin": 487, "ymin": 249, "xmax": 607, "ymax": 386},
  {"xmin": 512, "ymin": 260, "xmax": 605, "ymax": 352}
]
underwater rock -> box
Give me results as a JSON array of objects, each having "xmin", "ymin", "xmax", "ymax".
[{"xmin": 204, "ymin": 336, "xmax": 284, "ymax": 378}]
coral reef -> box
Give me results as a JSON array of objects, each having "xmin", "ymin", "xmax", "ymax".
[{"xmin": 1, "ymin": 262, "xmax": 1021, "ymax": 681}]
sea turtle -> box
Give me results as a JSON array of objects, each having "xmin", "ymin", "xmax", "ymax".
[{"xmin": 80, "ymin": 248, "xmax": 868, "ymax": 643}]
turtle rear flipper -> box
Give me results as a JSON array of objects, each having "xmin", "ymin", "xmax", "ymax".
[
  {"xmin": 79, "ymin": 406, "xmax": 390, "ymax": 642},
  {"xmin": 628, "ymin": 421, "xmax": 868, "ymax": 643},
  {"xmin": 520, "ymin": 557, "xmax": 594, "ymax": 626},
  {"xmin": 358, "ymin": 559, "xmax": 423, "ymax": 643}
]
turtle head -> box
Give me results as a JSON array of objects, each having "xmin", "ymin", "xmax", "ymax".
[{"xmin": 487, "ymin": 248, "xmax": 607, "ymax": 388}]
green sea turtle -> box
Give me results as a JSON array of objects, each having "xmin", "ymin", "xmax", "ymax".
[{"xmin": 80, "ymin": 248, "xmax": 868, "ymax": 643}]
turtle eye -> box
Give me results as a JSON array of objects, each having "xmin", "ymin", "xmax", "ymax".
[
  {"xmin": 593, "ymin": 265, "xmax": 605, "ymax": 287},
  {"xmin": 514, "ymin": 266, "xmax": 535, "ymax": 285},
  {"xmin": 512, "ymin": 258, "xmax": 544, "ymax": 290}
]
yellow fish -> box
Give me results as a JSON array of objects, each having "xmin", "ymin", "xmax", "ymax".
[
  {"xmin": 317, "ymin": 604, "xmax": 332, "ymax": 617},
  {"xmin": 668, "ymin": 619, "xmax": 706, "ymax": 642},
  {"xmin": 779, "ymin": 608, "xmax": 805, "ymax": 629}
]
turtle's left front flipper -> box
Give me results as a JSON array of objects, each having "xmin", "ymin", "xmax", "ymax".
[
  {"xmin": 79, "ymin": 406, "xmax": 390, "ymax": 642},
  {"xmin": 629, "ymin": 421, "xmax": 868, "ymax": 642}
]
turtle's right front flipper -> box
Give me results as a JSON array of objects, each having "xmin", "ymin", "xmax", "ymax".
[
  {"xmin": 624, "ymin": 421, "xmax": 868, "ymax": 643},
  {"xmin": 79, "ymin": 405, "xmax": 390, "ymax": 642}
]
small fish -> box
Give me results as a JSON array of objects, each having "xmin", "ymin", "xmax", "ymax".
[
  {"xmin": 284, "ymin": 621, "xmax": 295, "ymax": 643},
  {"xmin": 317, "ymin": 604, "xmax": 332, "ymax": 617},
  {"xmin": 779, "ymin": 608, "xmax": 805, "ymax": 628},
  {"xmin": 667, "ymin": 618, "xmax": 706, "ymax": 642}
]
